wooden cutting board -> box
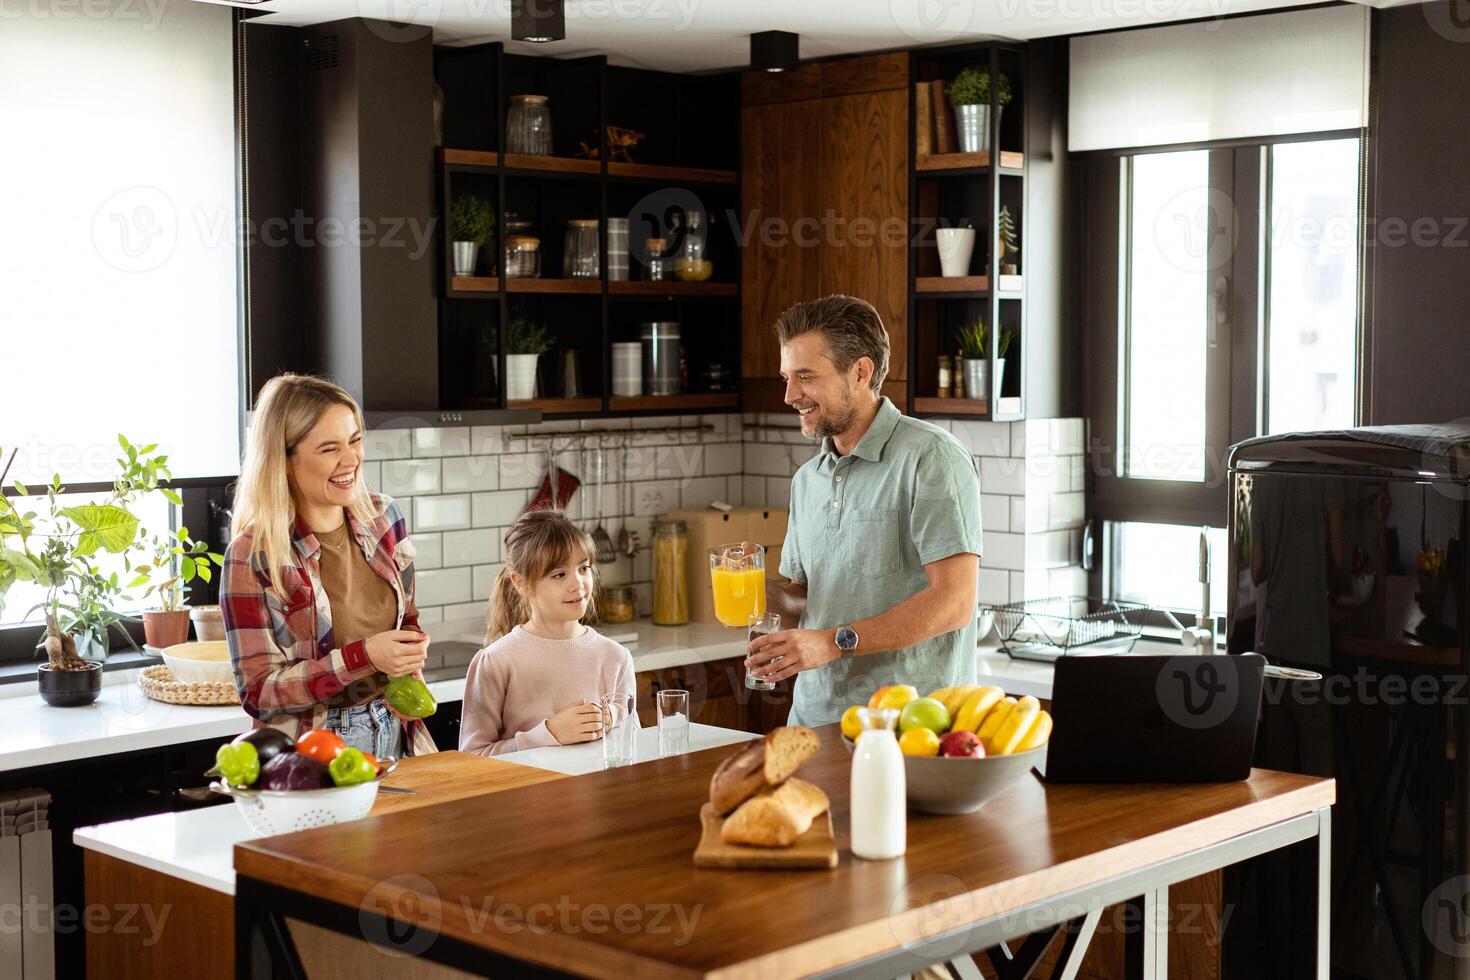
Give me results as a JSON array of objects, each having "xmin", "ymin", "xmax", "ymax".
[
  {"xmin": 692, "ymin": 802, "xmax": 838, "ymax": 869},
  {"xmin": 371, "ymin": 750, "xmax": 567, "ymax": 816}
]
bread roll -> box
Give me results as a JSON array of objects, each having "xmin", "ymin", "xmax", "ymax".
[
  {"xmin": 721, "ymin": 778, "xmax": 830, "ymax": 847},
  {"xmin": 709, "ymin": 726, "xmax": 819, "ymax": 815}
]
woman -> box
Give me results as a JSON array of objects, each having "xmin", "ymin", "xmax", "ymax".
[{"xmin": 221, "ymin": 373, "xmax": 437, "ymax": 759}]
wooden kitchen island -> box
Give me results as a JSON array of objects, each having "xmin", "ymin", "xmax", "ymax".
[{"xmin": 234, "ymin": 726, "xmax": 1335, "ymax": 979}]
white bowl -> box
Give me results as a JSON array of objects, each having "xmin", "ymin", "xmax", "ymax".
[
  {"xmin": 161, "ymin": 641, "xmax": 234, "ymax": 685},
  {"xmin": 843, "ymin": 735, "xmax": 1045, "ymax": 814},
  {"xmin": 216, "ymin": 779, "xmax": 381, "ymax": 836}
]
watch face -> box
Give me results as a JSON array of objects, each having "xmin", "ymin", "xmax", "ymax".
[{"xmin": 836, "ymin": 626, "xmax": 858, "ymax": 651}]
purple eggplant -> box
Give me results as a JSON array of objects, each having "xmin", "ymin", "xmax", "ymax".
[
  {"xmin": 232, "ymin": 727, "xmax": 295, "ymax": 768},
  {"xmin": 258, "ymin": 752, "xmax": 331, "ymax": 791}
]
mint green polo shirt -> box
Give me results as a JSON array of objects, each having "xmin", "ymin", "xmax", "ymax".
[{"xmin": 779, "ymin": 397, "xmax": 983, "ymax": 726}]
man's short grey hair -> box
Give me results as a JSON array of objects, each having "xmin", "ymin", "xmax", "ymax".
[{"xmin": 774, "ymin": 294, "xmax": 891, "ymax": 393}]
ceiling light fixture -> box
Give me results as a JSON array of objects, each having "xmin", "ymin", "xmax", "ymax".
[
  {"xmin": 512, "ymin": 0, "xmax": 565, "ymax": 43},
  {"xmin": 750, "ymin": 31, "xmax": 798, "ymax": 73}
]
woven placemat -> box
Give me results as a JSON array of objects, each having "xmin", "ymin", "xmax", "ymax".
[{"xmin": 139, "ymin": 665, "xmax": 239, "ymax": 706}]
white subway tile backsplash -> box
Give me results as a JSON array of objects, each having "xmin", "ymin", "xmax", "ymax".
[
  {"xmin": 472, "ymin": 489, "xmax": 532, "ymax": 527},
  {"xmin": 442, "ymin": 456, "xmax": 500, "ymax": 493},
  {"xmin": 765, "ymin": 477, "xmax": 791, "ymax": 508},
  {"xmin": 950, "ymin": 420, "xmax": 1011, "ymax": 458},
  {"xmin": 360, "ymin": 461, "xmax": 382, "ymax": 495},
  {"xmin": 442, "ymin": 528, "xmax": 498, "ymax": 567},
  {"xmin": 473, "ymin": 564, "xmax": 500, "ymax": 602},
  {"xmin": 741, "ymin": 442, "xmax": 790, "ymax": 477},
  {"xmin": 415, "ymin": 567, "xmax": 472, "ymax": 606},
  {"xmin": 498, "ymin": 452, "xmax": 547, "ymax": 490},
  {"xmin": 633, "ymin": 480, "xmax": 679, "ymax": 517},
  {"xmin": 658, "ymin": 445, "xmax": 703, "ymax": 481},
  {"xmin": 978, "ymin": 568, "xmax": 1010, "ymax": 606},
  {"xmin": 741, "ymin": 475, "xmax": 766, "ymax": 506},
  {"xmin": 470, "ymin": 425, "xmax": 506, "ymax": 455},
  {"xmin": 703, "ymin": 442, "xmax": 741, "ymax": 476},
  {"xmin": 979, "ymin": 456, "xmax": 1026, "ymax": 496},
  {"xmin": 1008, "ymin": 497, "xmax": 1026, "ymax": 534},
  {"xmin": 983, "ymin": 531, "xmax": 1025, "ymax": 571},
  {"xmin": 379, "ymin": 458, "xmax": 441, "ymax": 497},
  {"xmin": 1053, "ymin": 418, "xmax": 1084, "ymax": 456},
  {"xmin": 1047, "ymin": 566, "xmax": 1088, "ymax": 596},
  {"xmin": 1025, "ymin": 492, "xmax": 1048, "ymax": 534},
  {"xmin": 414, "ymin": 494, "xmax": 472, "ymax": 532},
  {"xmin": 442, "ymin": 601, "xmax": 487, "ymax": 623},
  {"xmin": 725, "ymin": 476, "xmax": 744, "ymax": 505},
  {"xmin": 623, "ymin": 447, "xmax": 657, "ymax": 481},
  {"xmin": 416, "ymin": 607, "xmax": 444, "ymax": 625},
  {"xmin": 413, "ymin": 427, "xmax": 473, "ymax": 458},
  {"xmin": 412, "ymin": 532, "xmax": 443, "ymax": 570},
  {"xmin": 364, "ymin": 428, "xmax": 412, "ymax": 460},
  {"xmin": 980, "ymin": 494, "xmax": 1009, "ymax": 535},
  {"xmin": 1025, "ymin": 418, "xmax": 1052, "ymax": 455},
  {"xmin": 1009, "ymin": 421, "xmax": 1027, "ymax": 459},
  {"xmin": 1049, "ymin": 491, "xmax": 1085, "ymax": 530},
  {"xmin": 679, "ymin": 476, "xmax": 726, "ymax": 509}
]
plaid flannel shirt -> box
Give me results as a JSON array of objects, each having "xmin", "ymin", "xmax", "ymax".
[{"xmin": 220, "ymin": 493, "xmax": 438, "ymax": 757}]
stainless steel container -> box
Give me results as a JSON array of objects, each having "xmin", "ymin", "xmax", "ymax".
[
  {"xmin": 954, "ymin": 103, "xmax": 1001, "ymax": 154},
  {"xmin": 961, "ymin": 358, "xmax": 989, "ymax": 401},
  {"xmin": 639, "ymin": 322, "xmax": 681, "ymax": 396},
  {"xmin": 451, "ymin": 241, "xmax": 480, "ymax": 277}
]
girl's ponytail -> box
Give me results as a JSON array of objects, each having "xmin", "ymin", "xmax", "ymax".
[
  {"xmin": 483, "ymin": 508, "xmax": 599, "ymax": 643},
  {"xmin": 486, "ymin": 566, "xmax": 527, "ymax": 643}
]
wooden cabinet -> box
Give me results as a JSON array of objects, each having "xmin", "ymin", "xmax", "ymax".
[
  {"xmin": 635, "ymin": 655, "xmax": 793, "ymax": 734},
  {"xmin": 740, "ymin": 53, "xmax": 910, "ymax": 412}
]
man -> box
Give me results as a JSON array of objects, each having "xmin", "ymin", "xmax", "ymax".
[{"xmin": 745, "ymin": 295, "xmax": 984, "ymax": 727}]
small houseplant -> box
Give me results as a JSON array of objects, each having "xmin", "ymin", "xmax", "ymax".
[
  {"xmin": 955, "ymin": 317, "xmax": 988, "ymax": 402},
  {"xmin": 450, "ymin": 194, "xmax": 496, "ymax": 277},
  {"xmin": 0, "ymin": 437, "xmax": 173, "ymax": 706},
  {"xmin": 133, "ymin": 526, "xmax": 223, "ymax": 648},
  {"xmin": 947, "ymin": 67, "xmax": 1013, "ymax": 154},
  {"xmin": 505, "ymin": 316, "xmax": 552, "ymax": 400}
]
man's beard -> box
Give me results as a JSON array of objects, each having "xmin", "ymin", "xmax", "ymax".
[{"xmin": 798, "ymin": 387, "xmax": 858, "ymax": 440}]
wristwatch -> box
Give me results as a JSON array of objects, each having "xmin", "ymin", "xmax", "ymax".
[{"xmin": 835, "ymin": 624, "xmax": 860, "ymax": 658}]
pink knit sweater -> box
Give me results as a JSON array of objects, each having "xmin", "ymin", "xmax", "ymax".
[{"xmin": 459, "ymin": 625, "xmax": 636, "ymax": 756}]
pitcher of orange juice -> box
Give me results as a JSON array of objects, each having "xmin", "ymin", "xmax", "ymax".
[{"xmin": 709, "ymin": 543, "xmax": 766, "ymax": 628}]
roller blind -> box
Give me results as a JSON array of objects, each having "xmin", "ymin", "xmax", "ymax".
[
  {"xmin": 1069, "ymin": 5, "xmax": 1370, "ymax": 152},
  {"xmin": 0, "ymin": 0, "xmax": 240, "ymax": 484}
]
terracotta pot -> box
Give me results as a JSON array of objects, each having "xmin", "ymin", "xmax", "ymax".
[
  {"xmin": 142, "ymin": 609, "xmax": 191, "ymax": 648},
  {"xmin": 37, "ymin": 661, "xmax": 103, "ymax": 707},
  {"xmin": 189, "ymin": 604, "xmax": 225, "ymax": 642}
]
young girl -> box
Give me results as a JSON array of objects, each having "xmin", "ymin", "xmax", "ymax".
[{"xmin": 459, "ymin": 510, "xmax": 635, "ymax": 756}]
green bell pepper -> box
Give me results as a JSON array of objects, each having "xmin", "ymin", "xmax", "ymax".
[{"xmin": 385, "ymin": 674, "xmax": 437, "ymax": 718}]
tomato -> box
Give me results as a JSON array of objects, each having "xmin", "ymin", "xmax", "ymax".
[
  {"xmin": 295, "ymin": 729, "xmax": 346, "ymax": 765},
  {"xmin": 360, "ymin": 751, "xmax": 380, "ymax": 774}
]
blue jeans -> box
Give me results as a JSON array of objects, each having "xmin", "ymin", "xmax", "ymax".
[{"xmin": 323, "ymin": 697, "xmax": 405, "ymax": 760}]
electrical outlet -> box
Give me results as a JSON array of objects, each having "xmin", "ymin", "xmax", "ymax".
[{"xmin": 640, "ymin": 491, "xmax": 664, "ymax": 513}]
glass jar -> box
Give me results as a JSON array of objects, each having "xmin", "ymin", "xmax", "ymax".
[
  {"xmin": 562, "ymin": 219, "xmax": 599, "ymax": 279},
  {"xmin": 600, "ymin": 585, "xmax": 635, "ymax": 624},
  {"xmin": 504, "ymin": 235, "xmax": 541, "ymax": 278},
  {"xmin": 651, "ymin": 518, "xmax": 688, "ymax": 626},
  {"xmin": 506, "ymin": 94, "xmax": 553, "ymax": 155},
  {"xmin": 643, "ymin": 237, "xmax": 669, "ymax": 282}
]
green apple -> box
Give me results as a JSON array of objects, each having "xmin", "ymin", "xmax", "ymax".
[{"xmin": 899, "ymin": 696, "xmax": 951, "ymax": 734}]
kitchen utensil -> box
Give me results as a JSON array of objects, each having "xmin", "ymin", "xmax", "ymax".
[
  {"xmin": 209, "ymin": 774, "xmax": 386, "ymax": 835},
  {"xmin": 600, "ymin": 692, "xmax": 637, "ymax": 768},
  {"xmin": 709, "ymin": 543, "xmax": 766, "ymax": 628},
  {"xmin": 592, "ymin": 450, "xmax": 616, "ymax": 563},
  {"xmin": 620, "ymin": 452, "xmax": 641, "ymax": 558},
  {"xmin": 657, "ymin": 688, "xmax": 689, "ymax": 757},
  {"xmin": 692, "ymin": 804, "xmax": 837, "ymax": 869},
  {"xmin": 376, "ymin": 785, "xmax": 417, "ymax": 795},
  {"xmin": 840, "ymin": 736, "xmax": 1044, "ymax": 815}
]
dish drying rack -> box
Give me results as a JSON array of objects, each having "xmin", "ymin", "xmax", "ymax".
[{"xmin": 984, "ymin": 596, "xmax": 1151, "ymax": 663}]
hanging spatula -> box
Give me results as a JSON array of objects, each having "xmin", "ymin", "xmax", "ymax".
[{"xmin": 591, "ymin": 448, "xmax": 616, "ymax": 563}]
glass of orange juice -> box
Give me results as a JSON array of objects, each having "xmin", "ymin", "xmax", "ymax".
[{"xmin": 709, "ymin": 543, "xmax": 766, "ymax": 628}]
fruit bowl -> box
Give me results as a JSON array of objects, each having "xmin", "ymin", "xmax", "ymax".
[
  {"xmin": 843, "ymin": 736, "xmax": 1044, "ymax": 815},
  {"xmin": 209, "ymin": 757, "xmax": 399, "ymax": 835}
]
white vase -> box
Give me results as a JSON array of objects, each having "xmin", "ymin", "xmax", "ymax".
[
  {"xmin": 506, "ymin": 353, "xmax": 539, "ymax": 400},
  {"xmin": 936, "ymin": 228, "xmax": 976, "ymax": 278}
]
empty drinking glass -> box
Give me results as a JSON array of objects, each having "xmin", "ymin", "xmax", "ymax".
[
  {"xmin": 747, "ymin": 612, "xmax": 781, "ymax": 691},
  {"xmin": 600, "ymin": 691, "xmax": 636, "ymax": 768},
  {"xmin": 657, "ymin": 689, "xmax": 689, "ymax": 757}
]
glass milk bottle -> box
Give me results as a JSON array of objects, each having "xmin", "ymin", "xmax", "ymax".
[{"xmin": 850, "ymin": 707, "xmax": 906, "ymax": 860}]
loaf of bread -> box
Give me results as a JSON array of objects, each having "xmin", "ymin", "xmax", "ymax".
[
  {"xmin": 720, "ymin": 778, "xmax": 830, "ymax": 847},
  {"xmin": 709, "ymin": 726, "xmax": 820, "ymax": 815}
]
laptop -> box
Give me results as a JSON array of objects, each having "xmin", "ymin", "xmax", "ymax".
[{"xmin": 1043, "ymin": 653, "xmax": 1266, "ymax": 783}]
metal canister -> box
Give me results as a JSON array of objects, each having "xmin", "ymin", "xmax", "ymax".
[{"xmin": 639, "ymin": 322, "xmax": 681, "ymax": 396}]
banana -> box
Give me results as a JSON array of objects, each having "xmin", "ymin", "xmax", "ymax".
[
  {"xmin": 975, "ymin": 695, "xmax": 1017, "ymax": 744},
  {"xmin": 1015, "ymin": 710, "xmax": 1052, "ymax": 752},
  {"xmin": 945, "ymin": 684, "xmax": 983, "ymax": 716},
  {"xmin": 990, "ymin": 695, "xmax": 1041, "ymax": 755},
  {"xmin": 926, "ymin": 686, "xmax": 956, "ymax": 712},
  {"xmin": 953, "ymin": 686, "xmax": 1004, "ymax": 733}
]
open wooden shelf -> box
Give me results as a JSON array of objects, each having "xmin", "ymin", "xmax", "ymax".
[
  {"xmin": 916, "ymin": 150, "xmax": 1025, "ymax": 173},
  {"xmin": 507, "ymin": 397, "xmax": 604, "ymax": 413},
  {"xmin": 607, "ymin": 281, "xmax": 737, "ymax": 298},
  {"xmin": 606, "ymin": 161, "xmax": 738, "ymax": 185},
  {"xmin": 914, "ymin": 397, "xmax": 990, "ymax": 416},
  {"xmin": 505, "ymin": 278, "xmax": 600, "ymax": 295},
  {"xmin": 451, "ymin": 276, "xmax": 500, "ymax": 293},
  {"xmin": 502, "ymin": 153, "xmax": 600, "ymax": 175},
  {"xmin": 439, "ymin": 148, "xmax": 499, "ymax": 168},
  {"xmin": 916, "ymin": 276, "xmax": 988, "ymax": 295},
  {"xmin": 609, "ymin": 393, "xmax": 738, "ymax": 412}
]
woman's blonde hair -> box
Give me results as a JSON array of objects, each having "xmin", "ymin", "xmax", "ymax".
[
  {"xmin": 486, "ymin": 509, "xmax": 599, "ymax": 641},
  {"xmin": 231, "ymin": 374, "xmax": 376, "ymax": 594}
]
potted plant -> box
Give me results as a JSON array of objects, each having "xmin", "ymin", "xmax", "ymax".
[
  {"xmin": 506, "ymin": 316, "xmax": 551, "ymax": 400},
  {"xmin": 133, "ymin": 526, "xmax": 223, "ymax": 648},
  {"xmin": 995, "ymin": 326, "xmax": 1015, "ymax": 399},
  {"xmin": 947, "ymin": 67, "xmax": 1013, "ymax": 154},
  {"xmin": 0, "ymin": 437, "xmax": 171, "ymax": 706},
  {"xmin": 450, "ymin": 194, "xmax": 496, "ymax": 277},
  {"xmin": 955, "ymin": 317, "xmax": 988, "ymax": 402}
]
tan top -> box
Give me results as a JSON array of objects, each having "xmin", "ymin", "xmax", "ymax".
[{"xmin": 316, "ymin": 521, "xmax": 397, "ymax": 706}]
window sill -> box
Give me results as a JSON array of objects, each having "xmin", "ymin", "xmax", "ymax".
[{"xmin": 0, "ymin": 649, "xmax": 161, "ymax": 686}]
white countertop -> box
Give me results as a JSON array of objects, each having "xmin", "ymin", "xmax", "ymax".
[
  {"xmin": 73, "ymin": 722, "xmax": 759, "ymax": 896},
  {"xmin": 446, "ymin": 615, "xmax": 750, "ymax": 672}
]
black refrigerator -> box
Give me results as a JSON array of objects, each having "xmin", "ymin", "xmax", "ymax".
[{"xmin": 1227, "ymin": 426, "xmax": 1470, "ymax": 980}]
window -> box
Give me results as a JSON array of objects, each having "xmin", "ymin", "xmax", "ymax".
[
  {"xmin": 1088, "ymin": 135, "xmax": 1363, "ymax": 611},
  {"xmin": 0, "ymin": 0, "xmax": 240, "ymax": 486}
]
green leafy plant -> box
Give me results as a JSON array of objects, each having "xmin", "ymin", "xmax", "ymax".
[
  {"xmin": 132, "ymin": 526, "xmax": 223, "ymax": 613},
  {"xmin": 997, "ymin": 326, "xmax": 1015, "ymax": 359},
  {"xmin": 450, "ymin": 195, "xmax": 496, "ymax": 246},
  {"xmin": 0, "ymin": 436, "xmax": 177, "ymax": 669},
  {"xmin": 507, "ymin": 316, "xmax": 552, "ymax": 357},
  {"xmin": 948, "ymin": 68, "xmax": 1013, "ymax": 108},
  {"xmin": 955, "ymin": 318, "xmax": 988, "ymax": 360}
]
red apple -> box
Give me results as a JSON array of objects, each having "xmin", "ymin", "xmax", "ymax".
[{"xmin": 940, "ymin": 730, "xmax": 985, "ymax": 758}]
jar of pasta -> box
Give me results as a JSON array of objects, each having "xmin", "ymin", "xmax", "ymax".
[
  {"xmin": 651, "ymin": 518, "xmax": 689, "ymax": 626},
  {"xmin": 600, "ymin": 585, "xmax": 635, "ymax": 624}
]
